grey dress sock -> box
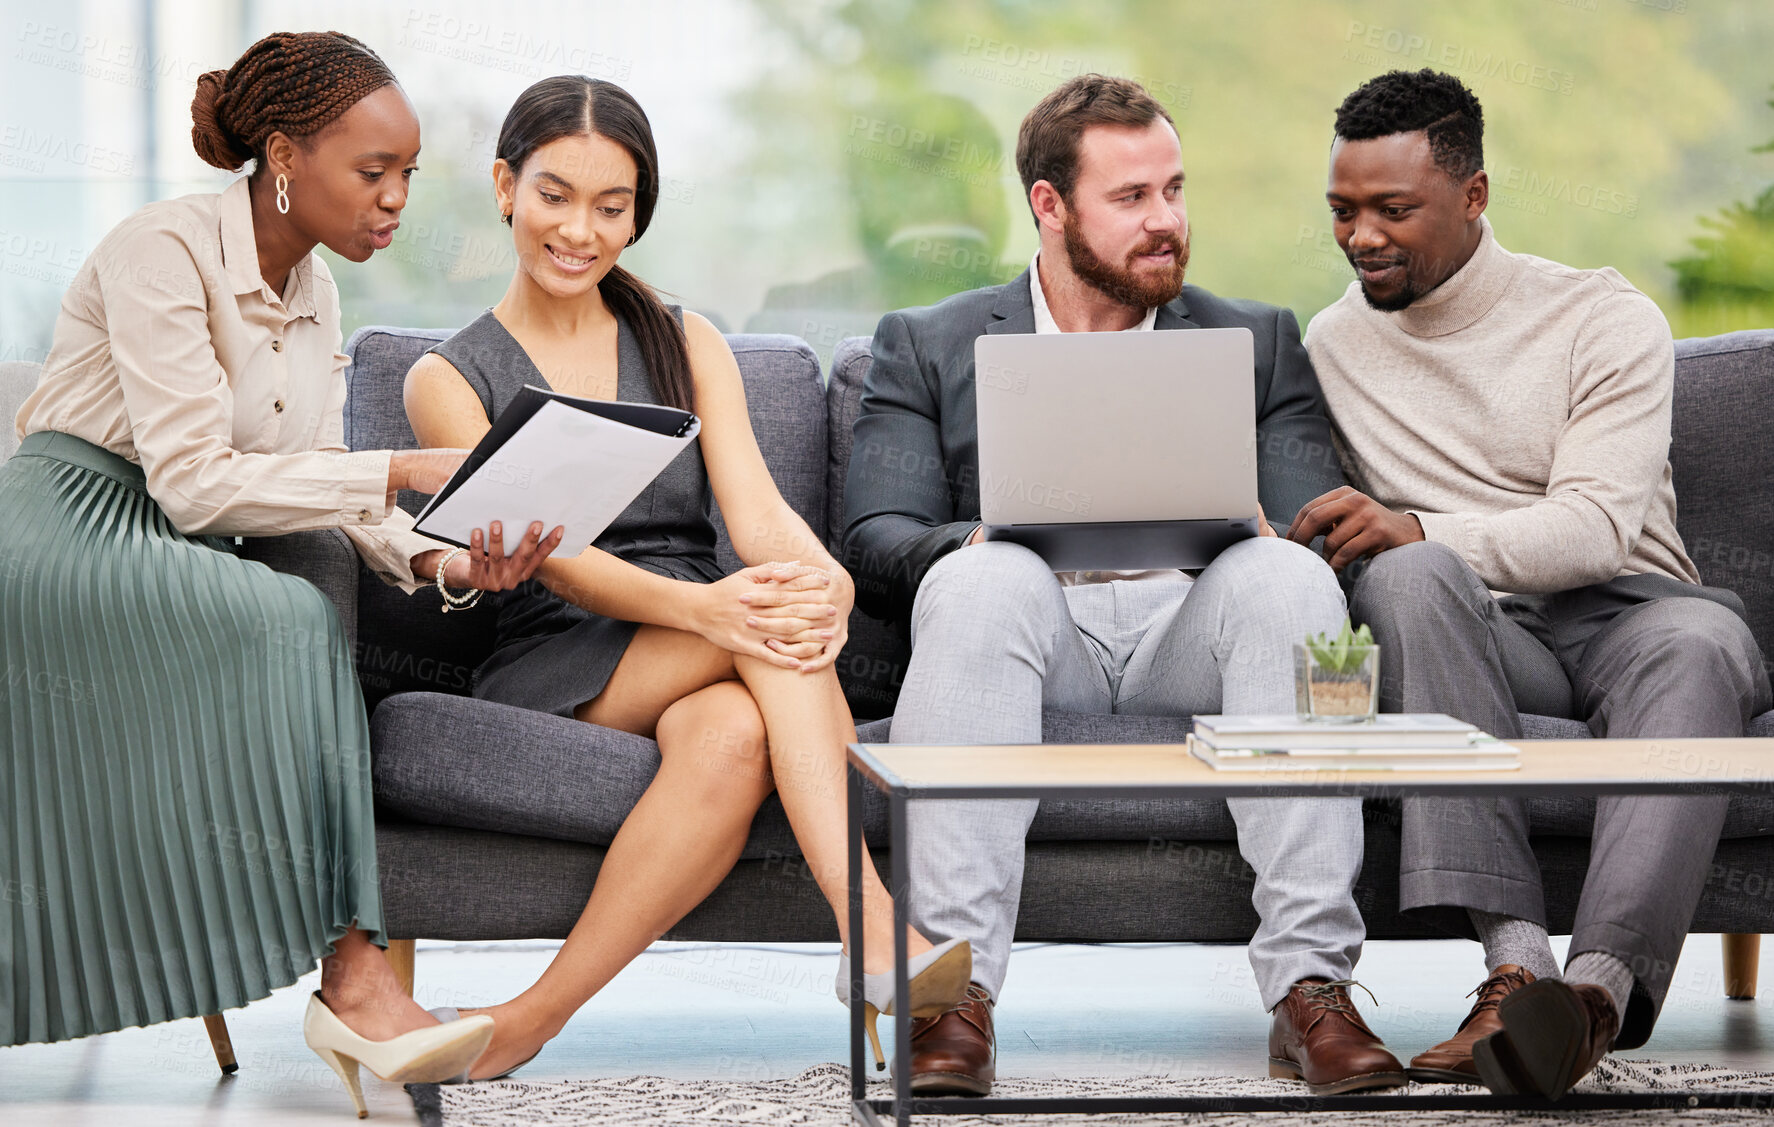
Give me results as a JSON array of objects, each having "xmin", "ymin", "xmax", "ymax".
[
  {"xmin": 1469, "ymin": 909, "xmax": 1562, "ymax": 982},
  {"xmin": 1565, "ymin": 950, "xmax": 1633, "ymax": 1028}
]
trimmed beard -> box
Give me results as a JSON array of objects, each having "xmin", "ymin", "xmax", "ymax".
[
  {"xmin": 1062, "ymin": 211, "xmax": 1189, "ymax": 310},
  {"xmin": 1348, "ymin": 253, "xmax": 1427, "ymax": 312}
]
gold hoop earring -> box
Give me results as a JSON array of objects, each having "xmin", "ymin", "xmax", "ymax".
[
  {"xmin": 626, "ymin": 233, "xmax": 636, "ymax": 247},
  {"xmin": 275, "ymin": 173, "xmax": 290, "ymax": 215}
]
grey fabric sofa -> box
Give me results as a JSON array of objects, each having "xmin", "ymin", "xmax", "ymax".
[
  {"xmin": 3, "ymin": 327, "xmax": 1771, "ymax": 986},
  {"xmin": 326, "ymin": 325, "xmax": 1774, "ymax": 967}
]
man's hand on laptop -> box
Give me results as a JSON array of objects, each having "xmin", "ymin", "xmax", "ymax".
[
  {"xmin": 1286, "ymin": 486, "xmax": 1424, "ymax": 572},
  {"xmin": 967, "ymin": 525, "xmax": 987, "ymax": 546},
  {"xmin": 1256, "ymin": 503, "xmax": 1276, "ymax": 537}
]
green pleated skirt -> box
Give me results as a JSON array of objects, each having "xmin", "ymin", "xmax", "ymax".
[{"xmin": 1, "ymin": 431, "xmax": 384, "ymax": 1046}]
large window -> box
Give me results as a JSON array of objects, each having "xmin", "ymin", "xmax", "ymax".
[{"xmin": 4, "ymin": 0, "xmax": 1770, "ymax": 369}]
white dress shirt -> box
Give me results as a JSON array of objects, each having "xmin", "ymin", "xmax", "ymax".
[{"xmin": 1026, "ymin": 251, "xmax": 1184, "ymax": 589}]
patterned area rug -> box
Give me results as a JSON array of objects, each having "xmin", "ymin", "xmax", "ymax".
[{"xmin": 410, "ymin": 1058, "xmax": 1774, "ymax": 1125}]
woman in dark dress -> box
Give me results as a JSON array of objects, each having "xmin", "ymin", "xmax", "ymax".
[{"xmin": 405, "ymin": 77, "xmax": 970, "ymax": 1079}]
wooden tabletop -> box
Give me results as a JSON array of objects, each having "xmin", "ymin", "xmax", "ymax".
[{"xmin": 847, "ymin": 738, "xmax": 1774, "ymax": 800}]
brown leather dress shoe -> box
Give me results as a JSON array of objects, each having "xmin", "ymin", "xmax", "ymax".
[
  {"xmin": 906, "ymin": 982, "xmax": 995, "ymax": 1096},
  {"xmin": 1268, "ymin": 978, "xmax": 1407, "ymax": 1095},
  {"xmin": 1408, "ymin": 964, "xmax": 1536, "ymax": 1083},
  {"xmin": 1472, "ymin": 979, "xmax": 1620, "ymax": 1100}
]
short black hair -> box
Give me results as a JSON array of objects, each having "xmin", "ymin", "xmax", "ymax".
[{"xmin": 1334, "ymin": 69, "xmax": 1484, "ymax": 181}]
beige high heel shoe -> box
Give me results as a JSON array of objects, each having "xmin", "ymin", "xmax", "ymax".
[
  {"xmin": 302, "ymin": 991, "xmax": 496, "ymax": 1118},
  {"xmin": 834, "ymin": 938, "xmax": 972, "ymax": 1069}
]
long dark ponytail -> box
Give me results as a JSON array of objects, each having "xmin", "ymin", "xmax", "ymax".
[{"xmin": 496, "ymin": 76, "xmax": 693, "ymax": 413}]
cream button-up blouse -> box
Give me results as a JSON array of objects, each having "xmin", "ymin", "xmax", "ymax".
[{"xmin": 16, "ymin": 175, "xmax": 437, "ymax": 591}]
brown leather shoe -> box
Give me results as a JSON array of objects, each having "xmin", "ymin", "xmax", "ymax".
[
  {"xmin": 1472, "ymin": 979, "xmax": 1620, "ymax": 1099},
  {"xmin": 906, "ymin": 982, "xmax": 994, "ymax": 1096},
  {"xmin": 1408, "ymin": 964, "xmax": 1536, "ymax": 1083},
  {"xmin": 1268, "ymin": 978, "xmax": 1407, "ymax": 1095}
]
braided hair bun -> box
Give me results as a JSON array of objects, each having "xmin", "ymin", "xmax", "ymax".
[{"xmin": 190, "ymin": 31, "xmax": 396, "ymax": 172}]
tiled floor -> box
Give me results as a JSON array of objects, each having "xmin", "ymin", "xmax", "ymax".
[{"xmin": 2, "ymin": 935, "xmax": 1769, "ymax": 1124}]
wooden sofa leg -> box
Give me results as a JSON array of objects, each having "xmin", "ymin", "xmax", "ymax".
[
  {"xmin": 202, "ymin": 1013, "xmax": 238, "ymax": 1075},
  {"xmin": 386, "ymin": 938, "xmax": 416, "ymax": 997},
  {"xmin": 1723, "ymin": 933, "xmax": 1761, "ymax": 999}
]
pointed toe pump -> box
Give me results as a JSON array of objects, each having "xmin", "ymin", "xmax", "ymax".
[
  {"xmin": 303, "ymin": 992, "xmax": 496, "ymax": 1118},
  {"xmin": 834, "ymin": 938, "xmax": 973, "ymax": 1069}
]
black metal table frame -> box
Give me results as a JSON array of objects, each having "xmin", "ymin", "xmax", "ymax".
[{"xmin": 843, "ymin": 742, "xmax": 1774, "ymax": 1125}]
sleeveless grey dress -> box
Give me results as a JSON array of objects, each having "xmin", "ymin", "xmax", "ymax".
[{"xmin": 428, "ymin": 308, "xmax": 722, "ymax": 717}]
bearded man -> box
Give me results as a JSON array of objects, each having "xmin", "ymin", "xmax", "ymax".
[{"xmin": 841, "ymin": 75, "xmax": 1399, "ymax": 1097}]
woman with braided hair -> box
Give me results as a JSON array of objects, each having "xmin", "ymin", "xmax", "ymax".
[{"xmin": 1, "ymin": 31, "xmax": 556, "ymax": 1115}]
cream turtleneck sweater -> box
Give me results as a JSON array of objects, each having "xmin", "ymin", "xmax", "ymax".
[{"xmin": 1305, "ymin": 216, "xmax": 1697, "ymax": 595}]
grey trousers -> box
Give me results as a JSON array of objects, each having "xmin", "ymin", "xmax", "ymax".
[
  {"xmin": 891, "ymin": 537, "xmax": 1357, "ymax": 1009},
  {"xmin": 1349, "ymin": 541, "xmax": 1771, "ymax": 1048}
]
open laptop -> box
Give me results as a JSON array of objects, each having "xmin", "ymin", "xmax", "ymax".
[{"xmin": 973, "ymin": 327, "xmax": 1258, "ymax": 571}]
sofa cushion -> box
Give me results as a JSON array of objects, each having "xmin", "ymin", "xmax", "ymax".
[
  {"xmin": 825, "ymin": 337, "xmax": 870, "ymax": 543},
  {"xmin": 1521, "ymin": 714, "xmax": 1586, "ymax": 739},
  {"xmin": 342, "ymin": 327, "xmax": 494, "ymax": 708},
  {"xmin": 372, "ymin": 697, "xmax": 1238, "ymax": 852},
  {"xmin": 374, "ymin": 695, "xmax": 1774, "ymax": 857},
  {"xmin": 718, "ymin": 335, "xmax": 829, "ymax": 568},
  {"xmin": 0, "ymin": 362, "xmax": 41, "ymax": 463},
  {"xmin": 826, "ymin": 336, "xmax": 913, "ymax": 719},
  {"xmin": 1671, "ymin": 329, "xmax": 1774, "ymax": 659},
  {"xmin": 374, "ymin": 822, "xmax": 1774, "ymax": 943},
  {"xmin": 372, "ymin": 692, "xmax": 890, "ymax": 861},
  {"xmin": 341, "ymin": 326, "xmax": 828, "ymax": 707},
  {"xmin": 343, "ymin": 325, "xmax": 450, "ymax": 459}
]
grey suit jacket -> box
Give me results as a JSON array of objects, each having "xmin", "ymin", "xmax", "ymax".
[{"xmin": 840, "ymin": 269, "xmax": 1346, "ymax": 625}]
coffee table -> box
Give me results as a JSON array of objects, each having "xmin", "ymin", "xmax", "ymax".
[{"xmin": 843, "ymin": 737, "xmax": 1774, "ymax": 1125}]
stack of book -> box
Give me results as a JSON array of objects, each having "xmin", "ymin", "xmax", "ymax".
[{"xmin": 1187, "ymin": 714, "xmax": 1520, "ymax": 772}]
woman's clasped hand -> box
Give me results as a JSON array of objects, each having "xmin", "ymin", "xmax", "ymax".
[{"xmin": 691, "ymin": 560, "xmax": 855, "ymax": 670}]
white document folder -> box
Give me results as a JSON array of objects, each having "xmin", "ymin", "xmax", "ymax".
[{"xmin": 413, "ymin": 384, "xmax": 700, "ymax": 557}]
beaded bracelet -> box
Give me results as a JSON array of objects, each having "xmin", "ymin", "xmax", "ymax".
[{"xmin": 435, "ymin": 547, "xmax": 484, "ymax": 613}]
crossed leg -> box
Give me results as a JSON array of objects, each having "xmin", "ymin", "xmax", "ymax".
[{"xmin": 463, "ymin": 623, "xmax": 932, "ymax": 1077}]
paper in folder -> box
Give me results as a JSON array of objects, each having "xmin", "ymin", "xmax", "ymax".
[{"xmin": 413, "ymin": 384, "xmax": 699, "ymax": 557}]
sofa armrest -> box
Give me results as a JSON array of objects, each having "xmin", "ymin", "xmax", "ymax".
[{"xmin": 237, "ymin": 528, "xmax": 360, "ymax": 647}]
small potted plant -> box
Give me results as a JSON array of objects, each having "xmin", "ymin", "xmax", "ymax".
[{"xmin": 1295, "ymin": 617, "xmax": 1379, "ymax": 722}]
